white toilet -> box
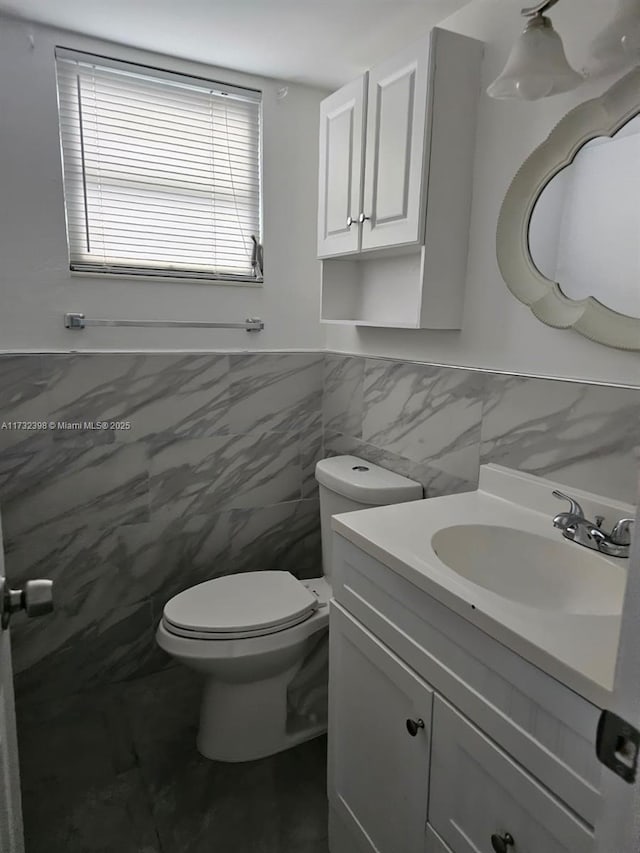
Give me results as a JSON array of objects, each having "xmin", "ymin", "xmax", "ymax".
[{"xmin": 156, "ymin": 455, "xmax": 422, "ymax": 762}]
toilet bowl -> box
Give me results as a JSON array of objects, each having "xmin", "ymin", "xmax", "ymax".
[
  {"xmin": 156, "ymin": 455, "xmax": 422, "ymax": 762},
  {"xmin": 156, "ymin": 573, "xmax": 330, "ymax": 762}
]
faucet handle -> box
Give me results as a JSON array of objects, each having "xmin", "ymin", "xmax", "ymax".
[
  {"xmin": 552, "ymin": 490, "xmax": 585, "ymax": 519},
  {"xmin": 610, "ymin": 518, "xmax": 635, "ymax": 546}
]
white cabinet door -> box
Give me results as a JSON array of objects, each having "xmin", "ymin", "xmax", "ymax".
[
  {"xmin": 360, "ymin": 37, "xmax": 431, "ymax": 251},
  {"xmin": 430, "ymin": 697, "xmax": 595, "ymax": 853},
  {"xmin": 0, "ymin": 520, "xmax": 24, "ymax": 853},
  {"xmin": 328, "ymin": 602, "xmax": 433, "ymax": 853},
  {"xmin": 317, "ymin": 76, "xmax": 366, "ymax": 258}
]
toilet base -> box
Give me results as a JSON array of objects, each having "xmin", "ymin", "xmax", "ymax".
[{"xmin": 197, "ymin": 665, "xmax": 326, "ymax": 762}]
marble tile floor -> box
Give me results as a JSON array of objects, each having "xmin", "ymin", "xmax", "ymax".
[{"xmin": 16, "ymin": 666, "xmax": 329, "ymax": 853}]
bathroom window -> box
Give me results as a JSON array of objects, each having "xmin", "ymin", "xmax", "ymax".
[{"xmin": 55, "ymin": 49, "xmax": 263, "ymax": 283}]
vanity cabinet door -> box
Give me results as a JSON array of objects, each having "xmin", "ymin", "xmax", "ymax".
[
  {"xmin": 360, "ymin": 36, "xmax": 431, "ymax": 252},
  {"xmin": 317, "ymin": 76, "xmax": 367, "ymax": 258},
  {"xmin": 328, "ymin": 602, "xmax": 433, "ymax": 853},
  {"xmin": 429, "ymin": 697, "xmax": 595, "ymax": 853}
]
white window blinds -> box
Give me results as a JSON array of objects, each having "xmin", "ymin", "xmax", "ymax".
[{"xmin": 55, "ymin": 49, "xmax": 263, "ymax": 282}]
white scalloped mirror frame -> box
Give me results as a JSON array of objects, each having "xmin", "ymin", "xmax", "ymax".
[{"xmin": 496, "ymin": 68, "xmax": 640, "ymax": 351}]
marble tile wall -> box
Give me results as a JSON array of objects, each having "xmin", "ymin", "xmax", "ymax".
[
  {"xmin": 2, "ymin": 350, "xmax": 639, "ymax": 713},
  {"xmin": 0, "ymin": 352, "xmax": 324, "ymax": 704},
  {"xmin": 323, "ymin": 354, "xmax": 640, "ymax": 506},
  {"xmin": 4, "ymin": 349, "xmax": 637, "ymax": 853}
]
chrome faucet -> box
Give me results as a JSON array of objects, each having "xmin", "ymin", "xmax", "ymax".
[{"xmin": 552, "ymin": 490, "xmax": 635, "ymax": 559}]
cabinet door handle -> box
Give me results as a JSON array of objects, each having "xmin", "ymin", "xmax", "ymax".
[
  {"xmin": 406, "ymin": 718, "xmax": 425, "ymax": 737},
  {"xmin": 491, "ymin": 832, "xmax": 515, "ymax": 853},
  {"xmin": 358, "ymin": 212, "xmax": 370, "ymax": 224},
  {"xmin": 346, "ymin": 215, "xmax": 354, "ymax": 228}
]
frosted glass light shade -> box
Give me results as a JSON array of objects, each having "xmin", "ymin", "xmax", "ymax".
[
  {"xmin": 488, "ymin": 15, "xmax": 583, "ymax": 100},
  {"xmin": 591, "ymin": 0, "xmax": 640, "ymax": 71}
]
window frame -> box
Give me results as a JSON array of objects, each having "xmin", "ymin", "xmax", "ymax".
[{"xmin": 55, "ymin": 47, "xmax": 264, "ymax": 285}]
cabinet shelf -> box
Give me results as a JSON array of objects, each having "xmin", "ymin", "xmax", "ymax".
[
  {"xmin": 321, "ymin": 245, "xmax": 466, "ymax": 329},
  {"xmin": 319, "ymin": 319, "xmax": 422, "ymax": 329}
]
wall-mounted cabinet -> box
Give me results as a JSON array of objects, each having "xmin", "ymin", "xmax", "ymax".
[{"xmin": 317, "ymin": 27, "xmax": 483, "ymax": 329}]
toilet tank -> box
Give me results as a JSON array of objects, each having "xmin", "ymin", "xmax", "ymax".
[{"xmin": 315, "ymin": 455, "xmax": 423, "ymax": 582}]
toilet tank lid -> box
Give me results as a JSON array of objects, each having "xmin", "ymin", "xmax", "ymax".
[{"xmin": 315, "ymin": 456, "xmax": 423, "ymax": 505}]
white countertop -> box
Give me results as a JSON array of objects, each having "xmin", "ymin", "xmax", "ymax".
[{"xmin": 332, "ymin": 465, "xmax": 635, "ymax": 708}]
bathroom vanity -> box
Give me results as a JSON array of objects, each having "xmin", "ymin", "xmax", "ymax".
[{"xmin": 327, "ymin": 465, "xmax": 633, "ymax": 853}]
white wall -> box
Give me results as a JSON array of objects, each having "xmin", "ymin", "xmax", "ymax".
[
  {"xmin": 2, "ymin": 3, "xmax": 639, "ymax": 381},
  {"xmin": 0, "ymin": 14, "xmax": 326, "ymax": 352},
  {"xmin": 323, "ymin": 0, "xmax": 640, "ymax": 387}
]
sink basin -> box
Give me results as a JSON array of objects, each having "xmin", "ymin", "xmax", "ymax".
[{"xmin": 430, "ymin": 524, "xmax": 626, "ymax": 614}]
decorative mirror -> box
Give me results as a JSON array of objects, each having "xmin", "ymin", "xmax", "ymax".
[{"xmin": 496, "ymin": 68, "xmax": 640, "ymax": 350}]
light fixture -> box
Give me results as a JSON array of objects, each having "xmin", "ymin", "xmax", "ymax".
[
  {"xmin": 591, "ymin": 0, "xmax": 640, "ymax": 73},
  {"xmin": 487, "ymin": 0, "xmax": 583, "ymax": 101}
]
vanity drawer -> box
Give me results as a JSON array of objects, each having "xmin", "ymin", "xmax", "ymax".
[
  {"xmin": 430, "ymin": 696, "xmax": 594, "ymax": 853},
  {"xmin": 332, "ymin": 535, "xmax": 603, "ymax": 823}
]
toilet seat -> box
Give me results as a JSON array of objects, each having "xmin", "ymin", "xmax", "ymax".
[{"xmin": 162, "ymin": 571, "xmax": 319, "ymax": 640}]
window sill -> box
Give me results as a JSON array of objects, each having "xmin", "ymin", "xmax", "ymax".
[{"xmin": 69, "ymin": 270, "xmax": 263, "ymax": 287}]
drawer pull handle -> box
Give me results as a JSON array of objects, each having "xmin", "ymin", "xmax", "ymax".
[
  {"xmin": 406, "ymin": 718, "xmax": 425, "ymax": 737},
  {"xmin": 346, "ymin": 216, "xmax": 354, "ymax": 228},
  {"xmin": 491, "ymin": 832, "xmax": 514, "ymax": 853}
]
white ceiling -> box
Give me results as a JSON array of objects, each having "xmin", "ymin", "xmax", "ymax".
[{"xmin": 0, "ymin": 0, "xmax": 473, "ymax": 88}]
